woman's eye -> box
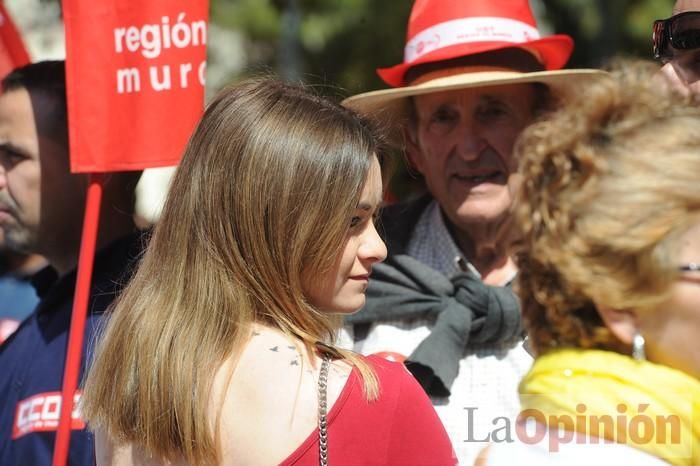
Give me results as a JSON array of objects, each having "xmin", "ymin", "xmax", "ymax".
[{"xmin": 350, "ymin": 216, "xmax": 362, "ymax": 228}]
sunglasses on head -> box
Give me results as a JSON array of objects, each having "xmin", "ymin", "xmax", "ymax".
[{"xmin": 653, "ymin": 11, "xmax": 700, "ymax": 61}]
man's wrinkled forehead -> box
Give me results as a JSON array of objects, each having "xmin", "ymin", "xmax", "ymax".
[{"xmin": 674, "ymin": 0, "xmax": 700, "ymax": 15}]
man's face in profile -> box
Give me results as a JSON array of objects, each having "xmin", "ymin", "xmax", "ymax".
[
  {"xmin": 0, "ymin": 86, "xmax": 85, "ymax": 261},
  {"xmin": 0, "ymin": 88, "xmax": 42, "ymax": 254}
]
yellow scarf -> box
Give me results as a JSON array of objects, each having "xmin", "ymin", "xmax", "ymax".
[{"xmin": 519, "ymin": 348, "xmax": 700, "ymax": 465}]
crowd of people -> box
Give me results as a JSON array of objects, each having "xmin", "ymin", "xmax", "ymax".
[{"xmin": 1, "ymin": 0, "xmax": 699, "ymax": 465}]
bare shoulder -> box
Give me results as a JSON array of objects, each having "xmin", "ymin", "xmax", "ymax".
[
  {"xmin": 229, "ymin": 325, "xmax": 352, "ymax": 385},
  {"xmin": 211, "ymin": 325, "xmax": 352, "ymax": 465}
]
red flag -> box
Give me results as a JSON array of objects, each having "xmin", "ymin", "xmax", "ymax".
[
  {"xmin": 0, "ymin": 3, "xmax": 31, "ymax": 78},
  {"xmin": 63, "ymin": 1, "xmax": 209, "ymax": 172},
  {"xmin": 53, "ymin": 3, "xmax": 208, "ymax": 465}
]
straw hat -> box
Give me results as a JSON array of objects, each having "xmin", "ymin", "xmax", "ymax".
[{"xmin": 344, "ymin": 0, "xmax": 607, "ymax": 118}]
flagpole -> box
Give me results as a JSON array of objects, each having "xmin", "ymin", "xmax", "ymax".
[{"xmin": 52, "ymin": 173, "xmax": 104, "ymax": 466}]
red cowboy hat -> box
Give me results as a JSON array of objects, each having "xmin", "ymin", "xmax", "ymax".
[{"xmin": 378, "ymin": 0, "xmax": 574, "ymax": 87}]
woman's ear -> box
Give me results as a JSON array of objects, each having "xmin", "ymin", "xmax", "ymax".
[{"xmin": 596, "ymin": 305, "xmax": 638, "ymax": 345}]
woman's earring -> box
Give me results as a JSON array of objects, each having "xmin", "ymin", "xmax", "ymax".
[{"xmin": 632, "ymin": 332, "xmax": 646, "ymax": 361}]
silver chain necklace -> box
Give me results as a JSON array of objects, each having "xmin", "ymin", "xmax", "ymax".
[{"xmin": 318, "ymin": 352, "xmax": 331, "ymax": 466}]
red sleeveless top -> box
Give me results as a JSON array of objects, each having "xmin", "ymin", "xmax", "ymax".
[{"xmin": 280, "ymin": 356, "xmax": 456, "ymax": 465}]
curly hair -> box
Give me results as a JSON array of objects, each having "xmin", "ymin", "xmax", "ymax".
[{"xmin": 514, "ymin": 59, "xmax": 700, "ymax": 355}]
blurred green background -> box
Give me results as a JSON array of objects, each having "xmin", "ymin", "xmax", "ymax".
[
  {"xmin": 210, "ymin": 0, "xmax": 675, "ymax": 95},
  {"xmin": 29, "ymin": 0, "xmax": 678, "ymax": 205},
  {"xmin": 36, "ymin": 0, "xmax": 676, "ymax": 95}
]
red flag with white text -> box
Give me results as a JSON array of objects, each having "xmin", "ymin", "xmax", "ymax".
[
  {"xmin": 62, "ymin": 1, "xmax": 209, "ymax": 172},
  {"xmin": 0, "ymin": 3, "xmax": 30, "ymax": 78}
]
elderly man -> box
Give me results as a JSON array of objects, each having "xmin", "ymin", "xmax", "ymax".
[
  {"xmin": 343, "ymin": 0, "xmax": 604, "ymax": 464},
  {"xmin": 654, "ymin": 0, "xmax": 700, "ymax": 95},
  {"xmin": 0, "ymin": 61, "xmax": 143, "ymax": 466}
]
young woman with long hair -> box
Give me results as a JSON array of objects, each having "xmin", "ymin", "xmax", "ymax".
[{"xmin": 81, "ymin": 78, "xmax": 455, "ymax": 466}]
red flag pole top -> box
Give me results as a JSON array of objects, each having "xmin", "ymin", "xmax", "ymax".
[{"xmin": 53, "ymin": 2, "xmax": 208, "ymax": 465}]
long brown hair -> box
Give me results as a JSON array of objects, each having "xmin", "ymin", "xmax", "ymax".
[{"xmin": 82, "ymin": 78, "xmax": 382, "ymax": 465}]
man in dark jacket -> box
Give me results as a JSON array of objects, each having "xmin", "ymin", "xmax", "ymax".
[{"xmin": 0, "ymin": 61, "xmax": 143, "ymax": 466}]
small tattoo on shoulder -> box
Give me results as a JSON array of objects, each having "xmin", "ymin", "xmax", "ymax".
[
  {"xmin": 287, "ymin": 345, "xmax": 295, "ymax": 350},
  {"xmin": 269, "ymin": 346, "xmax": 279, "ymax": 352},
  {"xmin": 290, "ymin": 360, "xmax": 299, "ymax": 366},
  {"xmin": 253, "ymin": 331, "xmax": 260, "ymax": 336}
]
